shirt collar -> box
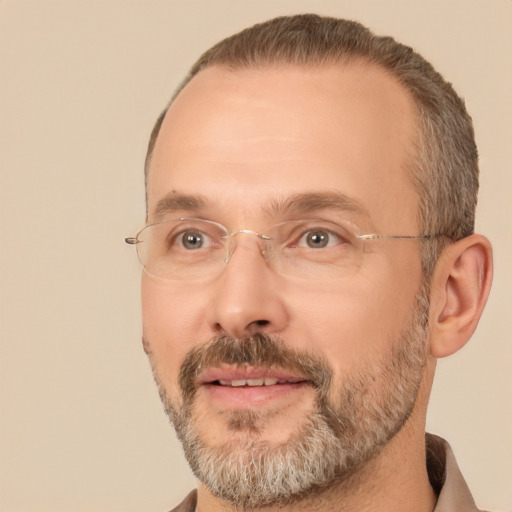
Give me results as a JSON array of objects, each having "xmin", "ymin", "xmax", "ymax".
[{"xmin": 427, "ymin": 433, "xmax": 482, "ymax": 512}]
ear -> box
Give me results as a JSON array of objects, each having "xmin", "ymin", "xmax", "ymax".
[{"xmin": 428, "ymin": 234, "xmax": 493, "ymax": 358}]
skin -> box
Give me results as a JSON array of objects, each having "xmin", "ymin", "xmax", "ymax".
[{"xmin": 141, "ymin": 62, "xmax": 493, "ymax": 512}]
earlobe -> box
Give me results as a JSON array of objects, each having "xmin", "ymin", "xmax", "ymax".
[{"xmin": 429, "ymin": 234, "xmax": 493, "ymax": 358}]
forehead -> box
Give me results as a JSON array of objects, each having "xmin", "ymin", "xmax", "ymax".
[{"xmin": 147, "ymin": 62, "xmax": 419, "ymax": 231}]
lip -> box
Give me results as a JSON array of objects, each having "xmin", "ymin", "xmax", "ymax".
[
  {"xmin": 197, "ymin": 366, "xmax": 312, "ymax": 408},
  {"xmin": 198, "ymin": 366, "xmax": 309, "ymax": 385}
]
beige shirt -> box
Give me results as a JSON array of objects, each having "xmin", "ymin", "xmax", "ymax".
[{"xmin": 168, "ymin": 434, "xmax": 487, "ymax": 512}]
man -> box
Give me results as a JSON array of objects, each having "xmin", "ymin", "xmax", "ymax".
[{"xmin": 126, "ymin": 14, "xmax": 493, "ymax": 512}]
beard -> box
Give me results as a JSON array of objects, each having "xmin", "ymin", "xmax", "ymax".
[{"xmin": 146, "ymin": 289, "xmax": 430, "ymax": 510}]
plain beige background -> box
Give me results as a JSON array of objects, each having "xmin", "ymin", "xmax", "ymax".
[{"xmin": 1, "ymin": 1, "xmax": 511, "ymax": 511}]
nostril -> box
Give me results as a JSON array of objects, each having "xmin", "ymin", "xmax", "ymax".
[{"xmin": 245, "ymin": 319, "xmax": 271, "ymax": 335}]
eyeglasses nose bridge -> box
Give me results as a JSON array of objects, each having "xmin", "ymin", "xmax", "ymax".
[{"xmin": 222, "ymin": 229, "xmax": 272, "ymax": 264}]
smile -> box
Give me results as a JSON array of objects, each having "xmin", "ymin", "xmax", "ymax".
[
  {"xmin": 196, "ymin": 368, "xmax": 312, "ymax": 408},
  {"xmin": 216, "ymin": 377, "xmax": 304, "ymax": 387},
  {"xmin": 199, "ymin": 368, "xmax": 309, "ymax": 387}
]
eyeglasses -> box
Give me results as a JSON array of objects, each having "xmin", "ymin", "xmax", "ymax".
[{"xmin": 125, "ymin": 217, "xmax": 439, "ymax": 282}]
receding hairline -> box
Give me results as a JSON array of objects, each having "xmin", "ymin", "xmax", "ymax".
[{"xmin": 144, "ymin": 55, "xmax": 420, "ymax": 182}]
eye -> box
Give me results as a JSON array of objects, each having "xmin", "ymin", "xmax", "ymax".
[
  {"xmin": 298, "ymin": 228, "xmax": 342, "ymax": 249},
  {"xmin": 177, "ymin": 230, "xmax": 211, "ymax": 250}
]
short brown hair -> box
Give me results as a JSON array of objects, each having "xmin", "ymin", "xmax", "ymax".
[{"xmin": 145, "ymin": 14, "xmax": 479, "ymax": 277}]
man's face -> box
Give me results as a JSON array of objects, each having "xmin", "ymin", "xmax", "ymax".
[{"xmin": 142, "ymin": 63, "xmax": 429, "ymax": 505}]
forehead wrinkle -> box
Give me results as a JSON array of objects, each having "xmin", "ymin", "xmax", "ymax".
[{"xmin": 265, "ymin": 192, "xmax": 371, "ymax": 220}]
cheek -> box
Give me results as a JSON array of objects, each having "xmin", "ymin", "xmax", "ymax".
[
  {"xmin": 141, "ymin": 277, "xmax": 210, "ymax": 391},
  {"xmin": 287, "ymin": 258, "xmax": 423, "ymax": 375}
]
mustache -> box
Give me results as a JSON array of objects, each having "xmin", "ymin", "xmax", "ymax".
[{"xmin": 178, "ymin": 332, "xmax": 332, "ymax": 403}]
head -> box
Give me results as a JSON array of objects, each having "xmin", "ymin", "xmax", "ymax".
[{"xmin": 137, "ymin": 14, "xmax": 492, "ymax": 509}]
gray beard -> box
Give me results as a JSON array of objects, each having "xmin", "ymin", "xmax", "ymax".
[{"xmin": 147, "ymin": 290, "xmax": 430, "ymax": 510}]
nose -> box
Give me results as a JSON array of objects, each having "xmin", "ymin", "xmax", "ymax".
[{"xmin": 207, "ymin": 235, "xmax": 289, "ymax": 338}]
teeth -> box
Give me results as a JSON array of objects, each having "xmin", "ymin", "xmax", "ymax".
[
  {"xmin": 217, "ymin": 378, "xmax": 282, "ymax": 387},
  {"xmin": 247, "ymin": 378, "xmax": 264, "ymax": 386}
]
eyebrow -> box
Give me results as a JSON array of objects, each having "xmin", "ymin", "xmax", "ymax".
[
  {"xmin": 152, "ymin": 191, "xmax": 370, "ymax": 221},
  {"xmin": 265, "ymin": 192, "xmax": 370, "ymax": 219},
  {"xmin": 153, "ymin": 193, "xmax": 208, "ymax": 220}
]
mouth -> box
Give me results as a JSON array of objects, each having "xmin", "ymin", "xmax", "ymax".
[
  {"xmin": 197, "ymin": 368, "xmax": 312, "ymax": 408},
  {"xmin": 215, "ymin": 377, "xmax": 307, "ymax": 387}
]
